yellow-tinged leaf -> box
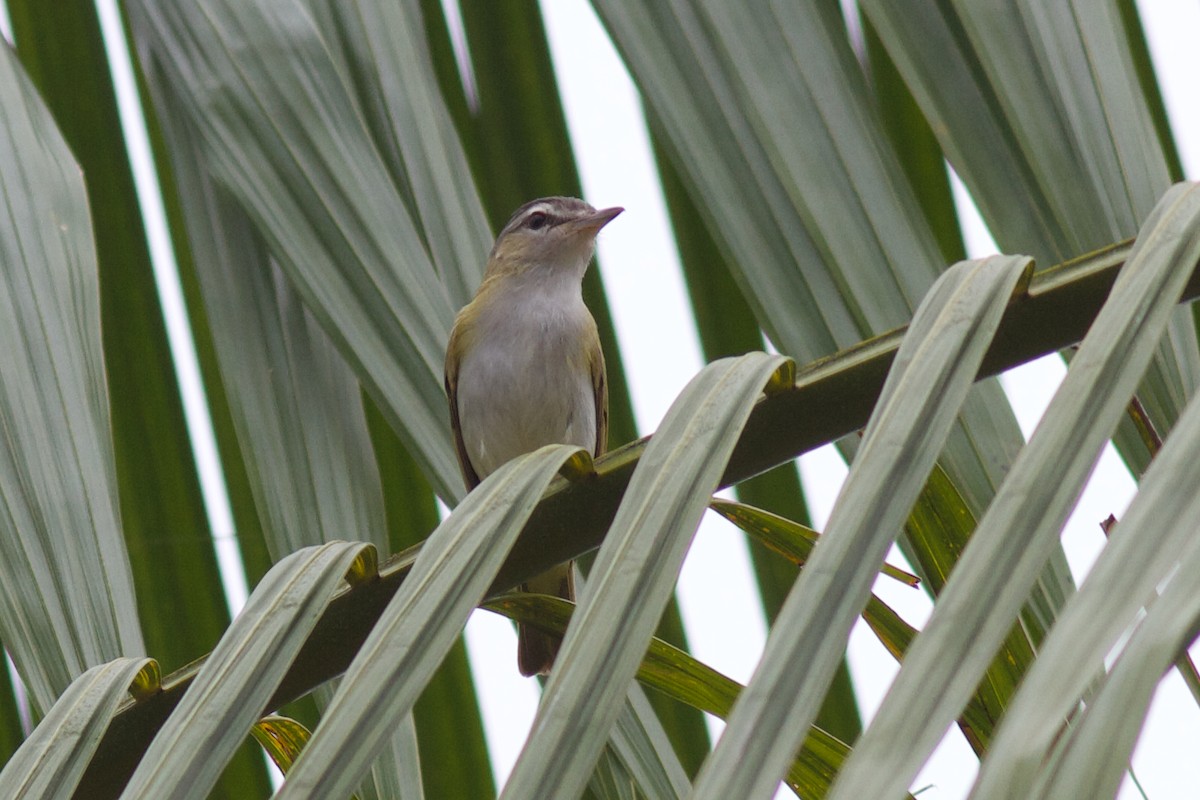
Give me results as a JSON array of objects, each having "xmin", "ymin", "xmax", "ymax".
[
  {"xmin": 710, "ymin": 499, "xmax": 920, "ymax": 587},
  {"xmin": 251, "ymin": 715, "xmax": 311, "ymax": 776},
  {"xmin": 483, "ymin": 593, "xmax": 918, "ymax": 800}
]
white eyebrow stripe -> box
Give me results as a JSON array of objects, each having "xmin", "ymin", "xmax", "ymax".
[{"xmin": 522, "ymin": 203, "xmax": 553, "ymax": 220}]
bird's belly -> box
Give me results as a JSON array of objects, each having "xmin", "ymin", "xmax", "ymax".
[{"xmin": 456, "ymin": 340, "xmax": 596, "ymax": 479}]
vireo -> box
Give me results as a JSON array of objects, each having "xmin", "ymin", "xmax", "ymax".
[{"xmin": 445, "ymin": 196, "xmax": 622, "ymax": 676}]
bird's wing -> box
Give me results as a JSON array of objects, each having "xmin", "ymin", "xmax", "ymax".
[
  {"xmin": 444, "ymin": 324, "xmax": 481, "ymax": 491},
  {"xmin": 592, "ymin": 333, "xmax": 609, "ymax": 459}
]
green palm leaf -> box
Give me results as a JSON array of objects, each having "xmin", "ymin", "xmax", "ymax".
[
  {"xmin": 0, "ymin": 2, "xmax": 1197, "ymax": 798},
  {"xmin": 0, "ymin": 38, "xmax": 142, "ymax": 710}
]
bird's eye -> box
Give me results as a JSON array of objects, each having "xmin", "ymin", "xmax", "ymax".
[{"xmin": 525, "ymin": 211, "xmax": 549, "ymax": 230}]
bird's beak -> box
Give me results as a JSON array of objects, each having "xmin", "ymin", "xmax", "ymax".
[{"xmin": 570, "ymin": 206, "xmax": 624, "ymax": 235}]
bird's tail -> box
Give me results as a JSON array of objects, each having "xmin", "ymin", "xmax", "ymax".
[{"xmin": 517, "ymin": 562, "xmax": 574, "ymax": 677}]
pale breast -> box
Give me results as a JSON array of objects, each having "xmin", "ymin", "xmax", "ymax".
[{"xmin": 455, "ymin": 297, "xmax": 598, "ymax": 479}]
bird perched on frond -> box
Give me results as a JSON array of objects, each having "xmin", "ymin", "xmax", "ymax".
[{"xmin": 445, "ymin": 196, "xmax": 622, "ymax": 676}]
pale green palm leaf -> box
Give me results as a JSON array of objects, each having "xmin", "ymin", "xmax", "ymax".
[{"xmin": 0, "ymin": 39, "xmax": 143, "ymax": 711}]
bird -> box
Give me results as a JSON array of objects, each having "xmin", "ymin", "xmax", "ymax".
[{"xmin": 445, "ymin": 196, "xmax": 622, "ymax": 676}]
